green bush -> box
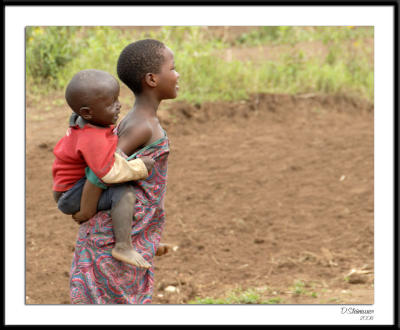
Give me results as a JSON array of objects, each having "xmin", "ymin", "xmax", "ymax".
[
  {"xmin": 26, "ymin": 26, "xmax": 374, "ymax": 103},
  {"xmin": 26, "ymin": 27, "xmax": 83, "ymax": 88},
  {"xmin": 56, "ymin": 27, "xmax": 129, "ymax": 88},
  {"xmin": 233, "ymin": 26, "xmax": 374, "ymax": 47}
]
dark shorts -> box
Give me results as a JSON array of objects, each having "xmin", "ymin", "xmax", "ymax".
[{"xmin": 57, "ymin": 177, "xmax": 133, "ymax": 215}]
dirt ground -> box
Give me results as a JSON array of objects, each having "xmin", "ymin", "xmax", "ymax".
[{"xmin": 25, "ymin": 89, "xmax": 374, "ymax": 305}]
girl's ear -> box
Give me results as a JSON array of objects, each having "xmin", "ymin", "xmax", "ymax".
[
  {"xmin": 79, "ymin": 106, "xmax": 92, "ymax": 120},
  {"xmin": 144, "ymin": 73, "xmax": 158, "ymax": 88}
]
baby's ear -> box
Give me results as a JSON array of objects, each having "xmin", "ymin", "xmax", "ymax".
[
  {"xmin": 79, "ymin": 106, "xmax": 92, "ymax": 120},
  {"xmin": 144, "ymin": 73, "xmax": 158, "ymax": 88}
]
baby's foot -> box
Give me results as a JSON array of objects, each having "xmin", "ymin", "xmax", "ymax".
[
  {"xmin": 156, "ymin": 243, "xmax": 175, "ymax": 256},
  {"xmin": 112, "ymin": 244, "xmax": 151, "ymax": 269}
]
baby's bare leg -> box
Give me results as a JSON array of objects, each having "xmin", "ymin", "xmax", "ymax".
[{"xmin": 110, "ymin": 187, "xmax": 150, "ymax": 269}]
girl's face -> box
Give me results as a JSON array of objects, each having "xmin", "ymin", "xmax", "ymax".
[{"xmin": 156, "ymin": 47, "xmax": 180, "ymax": 100}]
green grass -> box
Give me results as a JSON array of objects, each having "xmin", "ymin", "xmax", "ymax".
[
  {"xmin": 288, "ymin": 280, "xmax": 320, "ymax": 299},
  {"xmin": 188, "ymin": 280, "xmax": 363, "ymax": 304},
  {"xmin": 189, "ymin": 287, "xmax": 285, "ymax": 304},
  {"xmin": 26, "ymin": 26, "xmax": 374, "ymax": 104}
]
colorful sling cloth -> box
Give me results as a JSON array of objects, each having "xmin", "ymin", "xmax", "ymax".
[{"xmin": 69, "ymin": 132, "xmax": 169, "ymax": 304}]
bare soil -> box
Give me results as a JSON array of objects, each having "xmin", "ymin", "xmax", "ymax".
[{"xmin": 26, "ymin": 90, "xmax": 374, "ymax": 305}]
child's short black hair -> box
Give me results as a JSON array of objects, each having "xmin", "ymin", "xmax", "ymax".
[{"xmin": 117, "ymin": 39, "xmax": 166, "ymax": 95}]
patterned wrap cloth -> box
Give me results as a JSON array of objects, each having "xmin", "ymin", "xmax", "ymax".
[{"xmin": 69, "ymin": 133, "xmax": 169, "ymax": 304}]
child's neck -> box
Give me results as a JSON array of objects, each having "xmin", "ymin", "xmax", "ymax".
[
  {"xmin": 133, "ymin": 92, "xmax": 161, "ymax": 117},
  {"xmin": 75, "ymin": 114, "xmax": 110, "ymax": 129}
]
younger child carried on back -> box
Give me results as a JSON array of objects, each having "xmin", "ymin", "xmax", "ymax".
[{"xmin": 52, "ymin": 69, "xmax": 154, "ymax": 268}]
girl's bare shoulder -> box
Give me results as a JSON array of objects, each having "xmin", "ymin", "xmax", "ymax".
[
  {"xmin": 117, "ymin": 115, "xmax": 152, "ymax": 155},
  {"xmin": 118, "ymin": 114, "xmax": 151, "ymax": 138}
]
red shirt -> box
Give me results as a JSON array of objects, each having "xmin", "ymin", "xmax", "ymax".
[{"xmin": 52, "ymin": 121, "xmax": 118, "ymax": 192}]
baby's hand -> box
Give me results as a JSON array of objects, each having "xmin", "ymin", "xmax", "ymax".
[{"xmin": 141, "ymin": 156, "xmax": 155, "ymax": 172}]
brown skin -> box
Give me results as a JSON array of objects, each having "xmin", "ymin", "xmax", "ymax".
[
  {"xmin": 65, "ymin": 69, "xmax": 122, "ymax": 127},
  {"xmin": 78, "ymin": 77, "xmax": 121, "ymax": 126},
  {"xmin": 155, "ymin": 243, "xmax": 173, "ymax": 256},
  {"xmin": 71, "ymin": 180, "xmax": 103, "ymax": 224}
]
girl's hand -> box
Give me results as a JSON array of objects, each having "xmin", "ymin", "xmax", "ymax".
[{"xmin": 140, "ymin": 156, "xmax": 155, "ymax": 172}]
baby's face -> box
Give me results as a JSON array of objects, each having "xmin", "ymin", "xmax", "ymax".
[{"xmin": 89, "ymin": 81, "xmax": 121, "ymax": 126}]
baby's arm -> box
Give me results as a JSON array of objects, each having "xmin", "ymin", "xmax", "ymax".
[{"xmin": 72, "ymin": 179, "xmax": 103, "ymax": 223}]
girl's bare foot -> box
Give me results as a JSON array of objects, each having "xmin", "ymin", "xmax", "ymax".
[
  {"xmin": 156, "ymin": 243, "xmax": 174, "ymax": 256},
  {"xmin": 112, "ymin": 244, "xmax": 151, "ymax": 268}
]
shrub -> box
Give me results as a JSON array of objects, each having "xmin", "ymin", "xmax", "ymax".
[{"xmin": 26, "ymin": 27, "xmax": 83, "ymax": 88}]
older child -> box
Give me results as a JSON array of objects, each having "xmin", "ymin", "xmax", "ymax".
[
  {"xmin": 52, "ymin": 69, "xmax": 154, "ymax": 268},
  {"xmin": 70, "ymin": 39, "xmax": 179, "ymax": 304}
]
